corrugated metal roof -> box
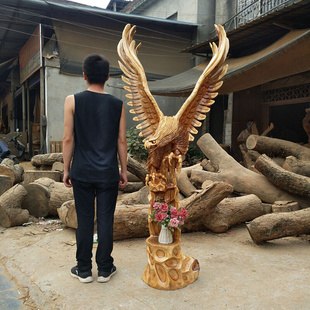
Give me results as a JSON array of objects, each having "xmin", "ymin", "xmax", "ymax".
[{"xmin": 0, "ymin": 0, "xmax": 198, "ymax": 69}]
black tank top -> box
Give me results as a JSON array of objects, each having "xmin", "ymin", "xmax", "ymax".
[{"xmin": 69, "ymin": 90, "xmax": 123, "ymax": 182}]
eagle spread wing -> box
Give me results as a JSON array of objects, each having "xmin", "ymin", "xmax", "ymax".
[
  {"xmin": 175, "ymin": 24, "xmax": 229, "ymax": 141},
  {"xmin": 118, "ymin": 24, "xmax": 229, "ymax": 145},
  {"xmin": 117, "ymin": 24, "xmax": 163, "ymax": 139}
]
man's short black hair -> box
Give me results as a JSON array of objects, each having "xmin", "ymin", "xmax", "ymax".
[{"xmin": 83, "ymin": 54, "xmax": 110, "ymax": 84}]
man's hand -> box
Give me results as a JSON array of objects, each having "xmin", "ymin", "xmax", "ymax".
[
  {"xmin": 63, "ymin": 171, "xmax": 72, "ymax": 188},
  {"xmin": 118, "ymin": 171, "xmax": 128, "ymax": 188}
]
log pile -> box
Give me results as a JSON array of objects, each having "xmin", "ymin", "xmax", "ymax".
[
  {"xmin": 233, "ymin": 133, "xmax": 310, "ymax": 243},
  {"xmin": 0, "ymin": 158, "xmax": 24, "ymax": 184},
  {"xmin": 194, "ymin": 134, "xmax": 309, "ymax": 207},
  {"xmin": 0, "ymin": 154, "xmax": 69, "ymax": 227},
  {"xmin": 0, "ymin": 140, "xmax": 309, "ymax": 246}
]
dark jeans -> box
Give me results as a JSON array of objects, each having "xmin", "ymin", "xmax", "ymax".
[{"xmin": 71, "ymin": 179, "xmax": 118, "ymax": 273}]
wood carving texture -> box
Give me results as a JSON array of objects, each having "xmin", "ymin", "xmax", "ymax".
[{"xmin": 118, "ymin": 24, "xmax": 229, "ymax": 290}]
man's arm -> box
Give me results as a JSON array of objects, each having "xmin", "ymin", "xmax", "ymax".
[
  {"xmin": 62, "ymin": 95, "xmax": 75, "ymax": 188},
  {"xmin": 118, "ymin": 104, "xmax": 128, "ymax": 188}
]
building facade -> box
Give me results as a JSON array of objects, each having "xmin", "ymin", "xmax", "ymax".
[
  {"xmin": 120, "ymin": 0, "xmax": 310, "ymax": 159},
  {"xmin": 1, "ymin": 0, "xmax": 309, "ymax": 158},
  {"xmin": 0, "ymin": 0, "xmax": 198, "ymax": 154}
]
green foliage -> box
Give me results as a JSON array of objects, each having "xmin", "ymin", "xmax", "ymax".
[
  {"xmin": 186, "ymin": 144, "xmax": 205, "ymax": 161},
  {"xmin": 126, "ymin": 126, "xmax": 149, "ymax": 160},
  {"xmin": 126, "ymin": 127, "xmax": 205, "ymax": 164}
]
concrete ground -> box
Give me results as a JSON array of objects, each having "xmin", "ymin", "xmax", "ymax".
[{"xmin": 0, "ymin": 221, "xmax": 309, "ymax": 310}]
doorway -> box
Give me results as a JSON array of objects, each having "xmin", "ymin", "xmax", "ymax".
[{"xmin": 268, "ymin": 102, "xmax": 309, "ymax": 143}]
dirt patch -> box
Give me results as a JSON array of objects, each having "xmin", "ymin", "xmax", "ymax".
[{"xmin": 0, "ymin": 223, "xmax": 309, "ymax": 309}]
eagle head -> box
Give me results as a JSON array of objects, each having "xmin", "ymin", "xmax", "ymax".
[{"xmin": 144, "ymin": 116, "xmax": 179, "ymax": 149}]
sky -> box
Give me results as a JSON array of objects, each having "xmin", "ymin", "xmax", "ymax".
[{"xmin": 72, "ymin": 0, "xmax": 111, "ymax": 9}]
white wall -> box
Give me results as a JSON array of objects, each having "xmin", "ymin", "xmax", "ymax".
[
  {"xmin": 45, "ymin": 58, "xmax": 187, "ymax": 151},
  {"xmin": 45, "ymin": 59, "xmax": 85, "ymax": 151},
  {"xmin": 138, "ymin": 0, "xmax": 198, "ymax": 22},
  {"xmin": 128, "ymin": 0, "xmax": 219, "ymax": 66}
]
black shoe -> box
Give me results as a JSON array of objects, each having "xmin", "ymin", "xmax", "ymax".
[
  {"xmin": 97, "ymin": 265, "xmax": 117, "ymax": 283},
  {"xmin": 70, "ymin": 266, "xmax": 93, "ymax": 283}
]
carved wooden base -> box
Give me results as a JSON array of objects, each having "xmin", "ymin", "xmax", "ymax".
[{"xmin": 142, "ymin": 236, "xmax": 200, "ymax": 290}]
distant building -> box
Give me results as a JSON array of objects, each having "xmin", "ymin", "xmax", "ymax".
[
  {"xmin": 0, "ymin": 0, "xmax": 197, "ymax": 154},
  {"xmin": 120, "ymin": 0, "xmax": 310, "ymax": 158},
  {"xmin": 0, "ymin": 0, "xmax": 309, "ymax": 159},
  {"xmin": 106, "ymin": 0, "xmax": 131, "ymax": 11}
]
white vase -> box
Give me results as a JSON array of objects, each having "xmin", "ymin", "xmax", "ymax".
[{"xmin": 158, "ymin": 226, "xmax": 173, "ymax": 244}]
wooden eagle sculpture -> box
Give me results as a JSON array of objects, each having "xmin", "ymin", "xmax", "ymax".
[
  {"xmin": 118, "ymin": 24, "xmax": 229, "ymax": 182},
  {"xmin": 118, "ymin": 24, "xmax": 229, "ymax": 290}
]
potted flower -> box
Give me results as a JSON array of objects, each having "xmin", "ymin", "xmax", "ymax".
[{"xmin": 150, "ymin": 201, "xmax": 188, "ymax": 244}]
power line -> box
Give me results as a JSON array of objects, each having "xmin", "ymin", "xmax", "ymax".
[
  {"xmin": 45, "ymin": 0, "xmax": 193, "ymax": 43},
  {"xmin": 0, "ymin": 8, "xmax": 188, "ymax": 53},
  {"xmin": 0, "ymin": 24, "xmax": 191, "ymax": 58},
  {"xmin": 0, "ymin": 3, "xmax": 193, "ymax": 44}
]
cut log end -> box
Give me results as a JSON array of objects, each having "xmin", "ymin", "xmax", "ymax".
[{"xmin": 246, "ymin": 208, "xmax": 310, "ymax": 244}]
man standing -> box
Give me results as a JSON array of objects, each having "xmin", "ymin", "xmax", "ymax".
[
  {"xmin": 237, "ymin": 120, "xmax": 258, "ymax": 143},
  {"xmin": 63, "ymin": 54, "xmax": 127, "ymax": 283}
]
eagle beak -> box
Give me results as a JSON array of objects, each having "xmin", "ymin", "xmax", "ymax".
[{"xmin": 144, "ymin": 139, "xmax": 156, "ymax": 149}]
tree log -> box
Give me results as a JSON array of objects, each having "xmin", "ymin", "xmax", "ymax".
[
  {"xmin": 203, "ymin": 194, "xmax": 264, "ymax": 233},
  {"xmin": 114, "ymin": 204, "xmax": 149, "ymax": 240},
  {"xmin": 117, "ymin": 186, "xmax": 149, "ymax": 205},
  {"xmin": 23, "ymin": 170, "xmax": 61, "ymax": 184},
  {"xmin": 239, "ymin": 144, "xmax": 258, "ymax": 171},
  {"xmin": 255, "ymin": 154, "xmax": 310, "ymax": 199},
  {"xmin": 0, "ymin": 184, "xmax": 29, "ymax": 227},
  {"xmin": 127, "ymin": 156, "xmax": 148, "ymax": 183},
  {"xmin": 182, "ymin": 163, "xmax": 203, "ymax": 176},
  {"xmin": 58, "ymin": 182, "xmax": 233, "ymax": 239},
  {"xmin": 33, "ymin": 178, "xmax": 74, "ymax": 215},
  {"xmin": 0, "ymin": 158, "xmax": 24, "ymax": 184},
  {"xmin": 239, "ymin": 145, "xmax": 285, "ymax": 168},
  {"xmin": 200, "ymin": 159, "xmax": 218, "ymax": 172},
  {"xmin": 272, "ymin": 201, "xmax": 299, "ymax": 213},
  {"xmin": 246, "ymin": 135, "xmax": 310, "ymax": 160},
  {"xmin": 52, "ymin": 161, "xmax": 64, "ymax": 173},
  {"xmin": 181, "ymin": 181, "xmax": 233, "ymax": 232},
  {"xmin": 57, "ymin": 200, "xmax": 78, "ymax": 229},
  {"xmin": 247, "ymin": 208, "xmax": 310, "ymax": 244},
  {"xmin": 195, "ymin": 133, "xmax": 309, "ymax": 208},
  {"xmin": 282, "ymin": 156, "xmax": 310, "ymax": 177},
  {"xmin": 176, "ymin": 170, "xmax": 197, "ymax": 197},
  {"xmin": 116, "ymin": 182, "xmax": 233, "ymax": 238},
  {"xmin": 31, "ymin": 153, "xmax": 63, "ymax": 166},
  {"xmin": 126, "ymin": 171, "xmax": 141, "ymax": 182},
  {"xmin": 118, "ymin": 181, "xmax": 144, "ymax": 193},
  {"xmin": 0, "ymin": 175, "xmax": 13, "ymax": 196},
  {"xmin": 22, "ymin": 183, "xmax": 50, "ymax": 217}
]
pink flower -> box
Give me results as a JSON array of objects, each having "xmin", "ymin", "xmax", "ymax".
[
  {"xmin": 152, "ymin": 202, "xmax": 162, "ymax": 211},
  {"xmin": 180, "ymin": 208, "xmax": 188, "ymax": 220},
  {"xmin": 155, "ymin": 212, "xmax": 167, "ymax": 223},
  {"xmin": 170, "ymin": 207, "xmax": 179, "ymax": 218},
  {"xmin": 169, "ymin": 218, "xmax": 179, "ymax": 227},
  {"xmin": 160, "ymin": 203, "xmax": 169, "ymax": 212},
  {"xmin": 179, "ymin": 219, "xmax": 184, "ymax": 226}
]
